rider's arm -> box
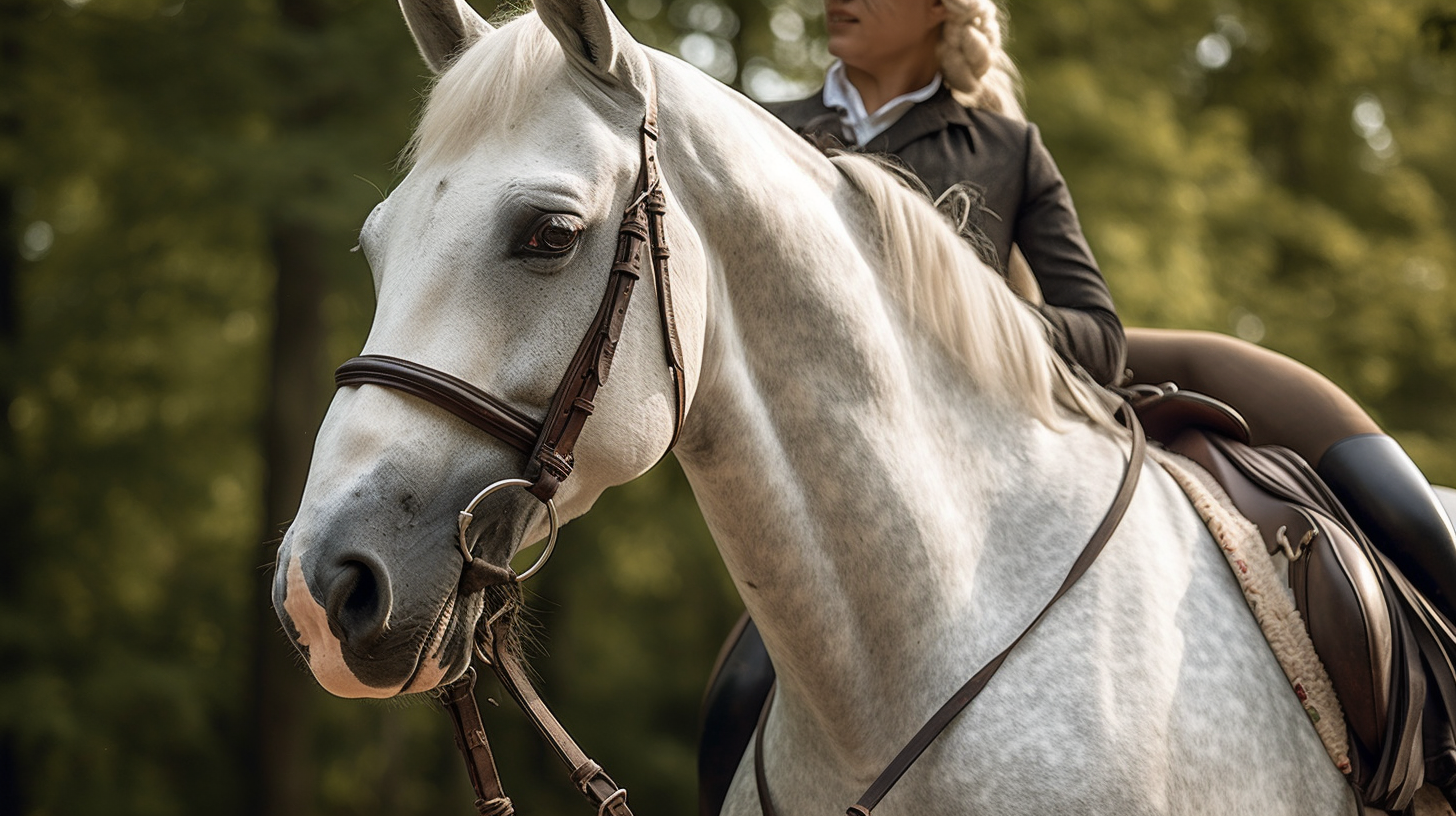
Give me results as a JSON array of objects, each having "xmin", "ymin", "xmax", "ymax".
[{"xmin": 1015, "ymin": 124, "xmax": 1127, "ymax": 386}]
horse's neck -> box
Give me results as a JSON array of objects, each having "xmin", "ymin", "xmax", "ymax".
[{"xmin": 660, "ymin": 72, "xmax": 1124, "ymax": 763}]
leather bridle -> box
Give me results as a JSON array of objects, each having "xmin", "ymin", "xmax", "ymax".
[
  {"xmin": 335, "ymin": 86, "xmax": 685, "ymax": 506},
  {"xmin": 327, "ymin": 71, "xmax": 1147, "ymax": 816},
  {"xmin": 331, "ymin": 83, "xmax": 682, "ymax": 816}
]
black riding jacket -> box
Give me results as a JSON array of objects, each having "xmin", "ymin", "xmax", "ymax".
[{"xmin": 766, "ymin": 86, "xmax": 1127, "ymax": 386}]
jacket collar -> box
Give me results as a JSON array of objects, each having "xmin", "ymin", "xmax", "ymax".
[
  {"xmin": 866, "ymin": 85, "xmax": 975, "ymax": 154},
  {"xmin": 767, "ymin": 85, "xmax": 975, "ymax": 154}
]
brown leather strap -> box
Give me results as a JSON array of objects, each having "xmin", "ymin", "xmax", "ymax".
[
  {"xmin": 754, "ymin": 403, "xmax": 1146, "ymax": 816},
  {"xmin": 437, "ymin": 668, "xmax": 516, "ymax": 816},
  {"xmin": 335, "ymin": 93, "xmax": 684, "ymax": 503},
  {"xmin": 347, "ymin": 78, "xmax": 674, "ymax": 815},
  {"xmin": 849, "ymin": 404, "xmax": 1145, "ymax": 815},
  {"xmin": 335, "ymin": 355, "xmax": 540, "ymax": 454},
  {"xmin": 526, "ymin": 92, "xmax": 680, "ymax": 500},
  {"xmin": 641, "ymin": 105, "xmax": 687, "ymax": 452},
  {"xmin": 485, "ymin": 617, "xmax": 635, "ymax": 816},
  {"xmin": 646, "ymin": 190, "xmax": 686, "ymax": 451},
  {"xmin": 525, "ymin": 180, "xmax": 653, "ymax": 500}
]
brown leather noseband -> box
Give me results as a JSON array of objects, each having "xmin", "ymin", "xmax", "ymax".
[{"xmin": 334, "ymin": 89, "xmax": 685, "ymax": 504}]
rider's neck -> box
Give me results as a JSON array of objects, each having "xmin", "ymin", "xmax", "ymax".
[{"xmin": 842, "ymin": 53, "xmax": 940, "ymax": 114}]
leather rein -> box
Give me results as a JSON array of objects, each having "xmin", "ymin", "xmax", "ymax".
[{"xmin": 329, "ymin": 71, "xmax": 1148, "ymax": 816}]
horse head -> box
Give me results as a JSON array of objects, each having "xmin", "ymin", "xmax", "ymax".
[{"xmin": 272, "ymin": 0, "xmax": 707, "ymax": 699}]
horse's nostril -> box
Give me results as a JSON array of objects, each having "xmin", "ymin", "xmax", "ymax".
[{"xmin": 324, "ymin": 557, "xmax": 392, "ymax": 651}]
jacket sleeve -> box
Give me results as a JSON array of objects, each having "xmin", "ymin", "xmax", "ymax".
[{"xmin": 1015, "ymin": 124, "xmax": 1127, "ymax": 386}]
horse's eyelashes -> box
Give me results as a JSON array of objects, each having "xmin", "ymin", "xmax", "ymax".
[{"xmin": 518, "ymin": 213, "xmax": 583, "ymax": 258}]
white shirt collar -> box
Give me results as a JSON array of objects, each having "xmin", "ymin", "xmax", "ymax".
[{"xmin": 821, "ymin": 61, "xmax": 942, "ymax": 146}]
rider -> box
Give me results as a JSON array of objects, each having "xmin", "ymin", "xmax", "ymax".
[
  {"xmin": 765, "ymin": 0, "xmax": 1456, "ymax": 628},
  {"xmin": 771, "ymin": 0, "xmax": 1125, "ymax": 387}
]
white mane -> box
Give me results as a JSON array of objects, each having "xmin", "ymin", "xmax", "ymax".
[
  {"xmin": 829, "ymin": 154, "xmax": 1119, "ymax": 429},
  {"xmin": 405, "ymin": 12, "xmax": 1117, "ymax": 431}
]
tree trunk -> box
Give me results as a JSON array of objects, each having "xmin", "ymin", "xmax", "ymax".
[
  {"xmin": 1, "ymin": 8, "xmax": 31, "ymax": 806},
  {"xmin": 0, "ymin": 180, "xmax": 26, "ymax": 816},
  {"xmin": 246, "ymin": 218, "xmax": 330, "ymax": 816}
]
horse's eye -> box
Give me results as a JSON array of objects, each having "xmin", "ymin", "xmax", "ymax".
[{"xmin": 520, "ymin": 214, "xmax": 583, "ymax": 257}]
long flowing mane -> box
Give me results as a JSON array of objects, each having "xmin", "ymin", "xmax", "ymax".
[
  {"xmin": 406, "ymin": 12, "xmax": 1117, "ymax": 431},
  {"xmin": 829, "ymin": 155, "xmax": 1118, "ymax": 429}
]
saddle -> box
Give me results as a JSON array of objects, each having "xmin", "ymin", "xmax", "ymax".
[
  {"xmin": 697, "ymin": 387, "xmax": 1456, "ymax": 815},
  {"xmin": 1138, "ymin": 386, "xmax": 1456, "ymax": 811}
]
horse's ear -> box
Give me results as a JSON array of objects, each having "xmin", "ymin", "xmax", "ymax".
[
  {"xmin": 535, "ymin": 0, "xmax": 650, "ymax": 95},
  {"xmin": 399, "ymin": 0, "xmax": 493, "ymax": 74}
]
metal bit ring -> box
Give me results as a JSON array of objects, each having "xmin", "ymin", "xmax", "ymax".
[{"xmin": 457, "ymin": 478, "xmax": 560, "ymax": 583}]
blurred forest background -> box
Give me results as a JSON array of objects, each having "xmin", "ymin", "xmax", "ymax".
[{"xmin": 2, "ymin": 0, "xmax": 1455, "ymax": 813}]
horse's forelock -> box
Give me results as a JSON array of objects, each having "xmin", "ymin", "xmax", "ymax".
[{"xmin": 406, "ymin": 14, "xmax": 566, "ymax": 170}]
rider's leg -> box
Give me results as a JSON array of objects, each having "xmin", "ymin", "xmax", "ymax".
[
  {"xmin": 1125, "ymin": 328, "xmax": 1456, "ymax": 622},
  {"xmin": 1319, "ymin": 433, "xmax": 1456, "ymax": 619},
  {"xmin": 1124, "ymin": 328, "xmax": 1379, "ymax": 453}
]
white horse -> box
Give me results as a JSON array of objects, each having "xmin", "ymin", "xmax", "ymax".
[{"xmin": 271, "ymin": 2, "xmax": 1361, "ymax": 813}]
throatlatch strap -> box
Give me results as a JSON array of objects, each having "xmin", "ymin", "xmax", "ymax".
[
  {"xmin": 641, "ymin": 98, "xmax": 687, "ymax": 452},
  {"xmin": 754, "ymin": 403, "xmax": 1147, "ymax": 816}
]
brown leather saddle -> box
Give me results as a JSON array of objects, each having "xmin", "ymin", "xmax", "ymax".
[{"xmin": 698, "ymin": 386, "xmax": 1456, "ymax": 815}]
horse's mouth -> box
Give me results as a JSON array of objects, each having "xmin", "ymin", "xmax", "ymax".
[{"xmin": 400, "ymin": 588, "xmax": 480, "ymax": 694}]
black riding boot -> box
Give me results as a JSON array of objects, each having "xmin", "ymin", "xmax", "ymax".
[
  {"xmin": 1317, "ymin": 433, "xmax": 1456, "ymax": 624},
  {"xmin": 1317, "ymin": 434, "xmax": 1456, "ymax": 806}
]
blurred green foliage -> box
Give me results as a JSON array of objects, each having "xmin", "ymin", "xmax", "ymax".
[{"xmin": 0, "ymin": 0, "xmax": 1453, "ymax": 814}]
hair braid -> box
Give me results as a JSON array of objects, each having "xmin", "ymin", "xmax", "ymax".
[{"xmin": 938, "ymin": 0, "xmax": 1024, "ymax": 121}]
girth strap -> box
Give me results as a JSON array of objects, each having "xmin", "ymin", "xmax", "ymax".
[{"xmin": 755, "ymin": 403, "xmax": 1147, "ymax": 816}]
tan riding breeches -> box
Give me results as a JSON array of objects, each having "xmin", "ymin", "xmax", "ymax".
[{"xmin": 1125, "ymin": 328, "xmax": 1381, "ymax": 467}]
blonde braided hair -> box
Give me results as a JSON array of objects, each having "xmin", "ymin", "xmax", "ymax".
[
  {"xmin": 938, "ymin": 0, "xmax": 1024, "ymax": 122},
  {"xmin": 936, "ymin": 0, "xmax": 1042, "ymax": 302}
]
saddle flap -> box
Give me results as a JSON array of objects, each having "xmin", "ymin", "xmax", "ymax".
[
  {"xmin": 1169, "ymin": 430, "xmax": 1394, "ymax": 765},
  {"xmin": 698, "ymin": 614, "xmax": 774, "ymax": 816}
]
